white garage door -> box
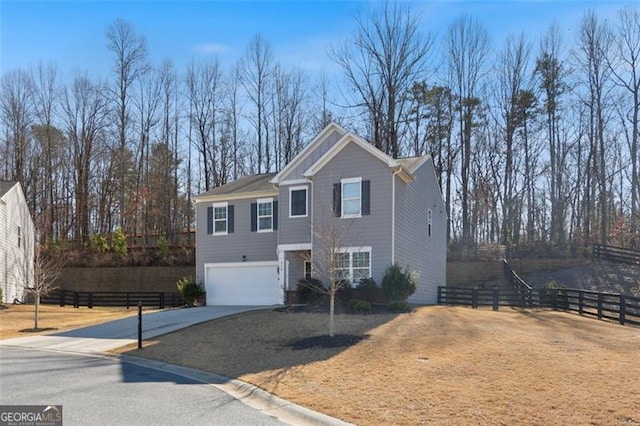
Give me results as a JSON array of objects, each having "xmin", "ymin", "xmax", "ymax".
[{"xmin": 204, "ymin": 261, "xmax": 281, "ymax": 306}]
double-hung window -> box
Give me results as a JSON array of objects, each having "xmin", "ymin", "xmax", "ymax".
[
  {"xmin": 334, "ymin": 247, "xmax": 372, "ymax": 286},
  {"xmin": 333, "ymin": 177, "xmax": 370, "ymax": 218},
  {"xmin": 341, "ymin": 178, "xmax": 361, "ymax": 218},
  {"xmin": 212, "ymin": 202, "xmax": 228, "ymax": 235},
  {"xmin": 257, "ymin": 198, "xmax": 273, "ymax": 232},
  {"xmin": 289, "ymin": 186, "xmax": 307, "ymax": 217}
]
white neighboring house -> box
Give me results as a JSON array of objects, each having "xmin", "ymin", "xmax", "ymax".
[{"xmin": 0, "ymin": 182, "xmax": 34, "ymax": 303}]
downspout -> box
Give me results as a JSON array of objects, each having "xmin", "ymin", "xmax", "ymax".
[
  {"xmin": 272, "ymin": 183, "xmax": 284, "ymax": 297},
  {"xmin": 306, "ymin": 177, "xmax": 314, "ymax": 270},
  {"xmin": 391, "ymin": 168, "xmax": 402, "ymax": 264}
]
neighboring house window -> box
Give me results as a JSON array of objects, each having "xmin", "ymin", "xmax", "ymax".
[
  {"xmin": 251, "ymin": 198, "xmax": 278, "ymax": 232},
  {"xmin": 333, "ymin": 178, "xmax": 370, "ymax": 218},
  {"xmin": 289, "ymin": 186, "xmax": 307, "ymax": 217},
  {"xmin": 428, "ymin": 209, "xmax": 432, "ymax": 237},
  {"xmin": 334, "ymin": 247, "xmax": 372, "ymax": 286},
  {"xmin": 17, "ymin": 226, "xmax": 21, "ymax": 248},
  {"xmin": 207, "ymin": 202, "xmax": 234, "ymax": 235}
]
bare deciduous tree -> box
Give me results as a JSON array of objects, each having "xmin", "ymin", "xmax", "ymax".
[
  {"xmin": 331, "ymin": 1, "xmax": 433, "ymax": 157},
  {"xmin": 106, "ymin": 18, "xmax": 148, "ymax": 231}
]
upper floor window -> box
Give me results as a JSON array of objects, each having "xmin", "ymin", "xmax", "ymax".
[
  {"xmin": 289, "ymin": 186, "xmax": 308, "ymax": 218},
  {"xmin": 428, "ymin": 209, "xmax": 432, "ymax": 237},
  {"xmin": 257, "ymin": 198, "xmax": 273, "ymax": 232},
  {"xmin": 333, "ymin": 178, "xmax": 370, "ymax": 218},
  {"xmin": 251, "ymin": 198, "xmax": 278, "ymax": 232},
  {"xmin": 342, "ymin": 178, "xmax": 361, "ymax": 217},
  {"xmin": 207, "ymin": 202, "xmax": 234, "ymax": 235},
  {"xmin": 17, "ymin": 226, "xmax": 21, "ymax": 248}
]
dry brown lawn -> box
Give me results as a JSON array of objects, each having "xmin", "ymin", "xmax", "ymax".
[
  {"xmin": 120, "ymin": 306, "xmax": 640, "ymax": 425},
  {"xmin": 0, "ymin": 304, "xmax": 155, "ymax": 339}
]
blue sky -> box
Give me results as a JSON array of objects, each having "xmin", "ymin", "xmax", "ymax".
[{"xmin": 0, "ymin": 0, "xmax": 629, "ymax": 81}]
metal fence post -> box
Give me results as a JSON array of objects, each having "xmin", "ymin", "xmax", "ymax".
[{"xmin": 137, "ymin": 301, "xmax": 142, "ymax": 349}]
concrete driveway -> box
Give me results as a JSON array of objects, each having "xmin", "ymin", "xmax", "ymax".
[{"xmin": 0, "ymin": 306, "xmax": 268, "ymax": 353}]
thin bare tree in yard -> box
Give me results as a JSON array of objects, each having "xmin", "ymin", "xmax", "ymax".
[
  {"xmin": 301, "ymin": 213, "xmax": 355, "ymax": 338},
  {"xmin": 27, "ymin": 249, "xmax": 65, "ymax": 330},
  {"xmin": 445, "ymin": 14, "xmax": 491, "ymax": 247},
  {"xmin": 106, "ymin": 18, "xmax": 148, "ymax": 232},
  {"xmin": 331, "ymin": 1, "xmax": 433, "ymax": 158}
]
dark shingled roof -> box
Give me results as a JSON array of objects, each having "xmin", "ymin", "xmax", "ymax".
[
  {"xmin": 196, "ymin": 173, "xmax": 277, "ymax": 198},
  {"xmin": 0, "ymin": 181, "xmax": 16, "ymax": 198}
]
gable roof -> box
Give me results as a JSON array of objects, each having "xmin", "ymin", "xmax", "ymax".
[
  {"xmin": 302, "ymin": 131, "xmax": 416, "ymax": 183},
  {"xmin": 0, "ymin": 181, "xmax": 17, "ymax": 203},
  {"xmin": 194, "ymin": 173, "xmax": 277, "ymax": 202},
  {"xmin": 270, "ymin": 122, "xmax": 348, "ymax": 184},
  {"xmin": 0, "ymin": 181, "xmax": 16, "ymax": 198}
]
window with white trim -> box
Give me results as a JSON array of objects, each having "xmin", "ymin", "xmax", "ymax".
[
  {"xmin": 213, "ymin": 202, "xmax": 228, "ymax": 235},
  {"xmin": 289, "ymin": 186, "xmax": 307, "ymax": 217},
  {"xmin": 17, "ymin": 226, "xmax": 21, "ymax": 248},
  {"xmin": 334, "ymin": 247, "xmax": 371, "ymax": 286},
  {"xmin": 341, "ymin": 177, "xmax": 362, "ymax": 218},
  {"xmin": 257, "ymin": 198, "xmax": 273, "ymax": 232},
  {"xmin": 428, "ymin": 209, "xmax": 432, "ymax": 237}
]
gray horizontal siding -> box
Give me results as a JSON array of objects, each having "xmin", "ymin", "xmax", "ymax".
[
  {"xmin": 312, "ymin": 141, "xmax": 393, "ymax": 285},
  {"xmin": 280, "ymin": 129, "xmax": 343, "ymax": 182},
  {"xmin": 278, "ymin": 183, "xmax": 311, "ymax": 245},
  {"xmin": 395, "ymin": 159, "xmax": 447, "ymax": 304},
  {"xmin": 195, "ymin": 197, "xmax": 278, "ymax": 284}
]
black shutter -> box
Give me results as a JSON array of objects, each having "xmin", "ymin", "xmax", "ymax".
[
  {"xmin": 228, "ymin": 204, "xmax": 234, "ymax": 233},
  {"xmin": 207, "ymin": 206, "xmax": 213, "ymax": 234},
  {"xmin": 251, "ymin": 202, "xmax": 257, "ymax": 232},
  {"xmin": 362, "ymin": 180, "xmax": 370, "ymax": 215},
  {"xmin": 273, "ymin": 201, "xmax": 278, "ymax": 230},
  {"xmin": 333, "ymin": 183, "xmax": 341, "ymax": 217}
]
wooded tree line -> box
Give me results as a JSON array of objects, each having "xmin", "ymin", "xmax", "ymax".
[{"xmin": 1, "ymin": 3, "xmax": 639, "ymax": 254}]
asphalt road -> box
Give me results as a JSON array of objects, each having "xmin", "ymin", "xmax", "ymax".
[{"xmin": 0, "ymin": 346, "xmax": 286, "ymax": 426}]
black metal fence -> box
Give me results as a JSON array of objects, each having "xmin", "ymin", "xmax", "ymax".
[
  {"xmin": 41, "ymin": 290, "xmax": 184, "ymax": 309},
  {"xmin": 437, "ymin": 286, "xmax": 640, "ymax": 326},
  {"xmin": 593, "ymin": 244, "xmax": 640, "ymax": 265}
]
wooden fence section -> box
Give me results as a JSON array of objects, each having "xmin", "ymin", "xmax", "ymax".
[
  {"xmin": 592, "ymin": 244, "xmax": 640, "ymax": 265},
  {"xmin": 438, "ymin": 286, "xmax": 640, "ymax": 326},
  {"xmin": 41, "ymin": 291, "xmax": 184, "ymax": 309},
  {"xmin": 503, "ymin": 260, "xmax": 533, "ymax": 305}
]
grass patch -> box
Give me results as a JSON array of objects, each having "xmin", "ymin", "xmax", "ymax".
[{"xmin": 121, "ymin": 306, "xmax": 640, "ymax": 425}]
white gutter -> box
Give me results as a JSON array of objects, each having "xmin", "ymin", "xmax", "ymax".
[{"xmin": 391, "ymin": 168, "xmax": 402, "ymax": 264}]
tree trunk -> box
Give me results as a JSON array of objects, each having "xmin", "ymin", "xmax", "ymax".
[{"xmin": 329, "ymin": 291, "xmax": 335, "ymax": 337}]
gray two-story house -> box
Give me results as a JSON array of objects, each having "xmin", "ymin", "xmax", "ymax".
[{"xmin": 194, "ymin": 122, "xmax": 446, "ymax": 306}]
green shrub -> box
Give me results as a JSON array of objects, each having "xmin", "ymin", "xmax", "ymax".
[
  {"xmin": 297, "ymin": 278, "xmax": 324, "ymax": 304},
  {"xmin": 156, "ymin": 235, "xmax": 169, "ymax": 259},
  {"xmin": 0, "ymin": 286, "xmax": 3, "ymax": 304},
  {"xmin": 387, "ymin": 301, "xmax": 411, "ymax": 313},
  {"xmin": 356, "ymin": 277, "xmax": 379, "ymax": 303},
  {"xmin": 348, "ymin": 299, "xmax": 371, "ymax": 314},
  {"xmin": 92, "ymin": 234, "xmax": 109, "ymax": 253},
  {"xmin": 381, "ymin": 263, "xmax": 418, "ymax": 302},
  {"xmin": 546, "ymin": 280, "xmax": 567, "ymax": 289},
  {"xmin": 176, "ymin": 275, "xmax": 203, "ymax": 306},
  {"xmin": 112, "ymin": 228, "xmax": 128, "ymax": 256}
]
